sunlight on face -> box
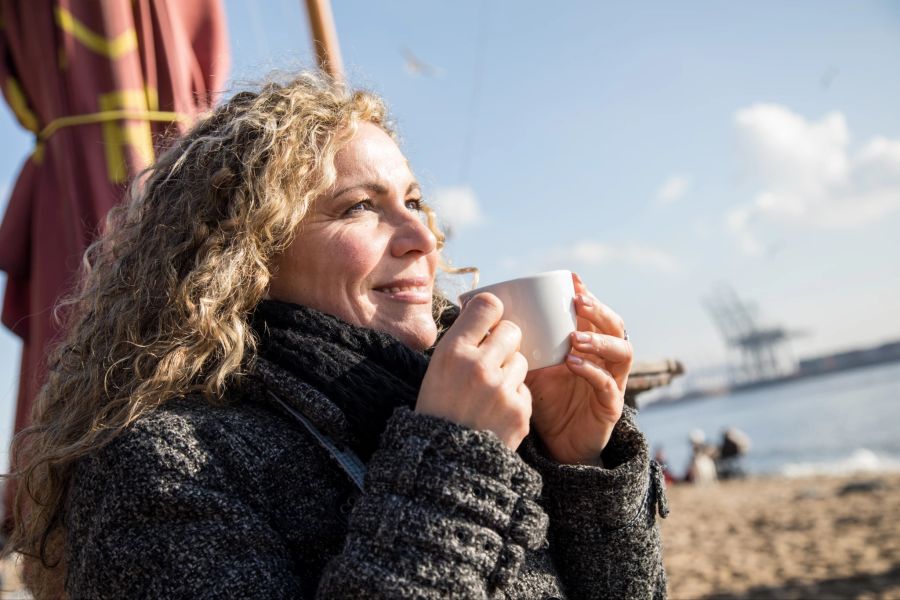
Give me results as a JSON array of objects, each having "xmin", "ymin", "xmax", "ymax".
[{"xmin": 267, "ymin": 123, "xmax": 439, "ymax": 350}]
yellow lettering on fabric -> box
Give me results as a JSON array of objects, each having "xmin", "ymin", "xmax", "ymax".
[
  {"xmin": 4, "ymin": 78, "xmax": 39, "ymax": 133},
  {"xmin": 98, "ymin": 90, "xmax": 155, "ymax": 183},
  {"xmin": 55, "ymin": 6, "xmax": 137, "ymax": 59},
  {"xmin": 144, "ymin": 86, "xmax": 159, "ymax": 112}
]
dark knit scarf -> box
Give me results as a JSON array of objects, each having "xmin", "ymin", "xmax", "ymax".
[{"xmin": 244, "ymin": 299, "xmax": 457, "ymax": 460}]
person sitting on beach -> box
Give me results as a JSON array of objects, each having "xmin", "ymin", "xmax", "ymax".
[
  {"xmin": 685, "ymin": 429, "xmax": 718, "ymax": 485},
  {"xmin": 716, "ymin": 426, "xmax": 751, "ymax": 480},
  {"xmin": 5, "ymin": 73, "xmax": 668, "ymax": 599}
]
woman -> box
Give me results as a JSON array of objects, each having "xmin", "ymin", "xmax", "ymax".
[{"xmin": 6, "ymin": 73, "xmax": 668, "ymax": 598}]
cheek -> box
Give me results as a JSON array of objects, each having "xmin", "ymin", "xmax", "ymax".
[
  {"xmin": 268, "ymin": 225, "xmax": 386, "ymax": 315},
  {"xmin": 329, "ymin": 230, "xmax": 381, "ymax": 286}
]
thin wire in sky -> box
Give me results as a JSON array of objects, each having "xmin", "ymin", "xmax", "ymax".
[{"xmin": 459, "ymin": 0, "xmax": 490, "ymax": 183}]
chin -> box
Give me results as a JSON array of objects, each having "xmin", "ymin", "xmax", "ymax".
[
  {"xmin": 387, "ymin": 319, "xmax": 438, "ymax": 351},
  {"xmin": 397, "ymin": 328, "xmax": 438, "ymax": 351},
  {"xmin": 371, "ymin": 304, "xmax": 437, "ymax": 350}
]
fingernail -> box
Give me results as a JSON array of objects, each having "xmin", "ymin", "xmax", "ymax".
[
  {"xmin": 579, "ymin": 294, "xmax": 593, "ymax": 307},
  {"xmin": 567, "ymin": 354, "xmax": 583, "ymax": 365},
  {"xmin": 575, "ymin": 332, "xmax": 591, "ymax": 342},
  {"xmin": 573, "ymin": 272, "xmax": 583, "ymax": 284}
]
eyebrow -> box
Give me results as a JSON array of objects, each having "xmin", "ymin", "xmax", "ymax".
[{"xmin": 332, "ymin": 181, "xmax": 420, "ymax": 199}]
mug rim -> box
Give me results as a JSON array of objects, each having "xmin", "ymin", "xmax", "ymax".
[{"xmin": 458, "ymin": 269, "xmax": 572, "ymax": 303}]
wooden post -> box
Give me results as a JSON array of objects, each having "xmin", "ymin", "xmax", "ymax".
[{"xmin": 304, "ymin": 0, "xmax": 344, "ymax": 82}]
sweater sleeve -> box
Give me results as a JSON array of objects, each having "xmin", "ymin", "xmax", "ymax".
[
  {"xmin": 519, "ymin": 405, "xmax": 670, "ymax": 599},
  {"xmin": 66, "ymin": 413, "xmax": 302, "ymax": 599},
  {"xmin": 316, "ymin": 407, "xmax": 554, "ymax": 599}
]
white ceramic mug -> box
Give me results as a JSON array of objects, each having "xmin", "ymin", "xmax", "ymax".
[{"xmin": 458, "ymin": 269, "xmax": 577, "ymax": 370}]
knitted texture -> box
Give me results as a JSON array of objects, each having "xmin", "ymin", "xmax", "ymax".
[
  {"xmin": 65, "ymin": 299, "xmax": 666, "ymax": 598},
  {"xmin": 520, "ymin": 406, "xmax": 669, "ymax": 598}
]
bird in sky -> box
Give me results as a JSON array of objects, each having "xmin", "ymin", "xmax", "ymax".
[{"xmin": 401, "ymin": 46, "xmax": 441, "ymax": 77}]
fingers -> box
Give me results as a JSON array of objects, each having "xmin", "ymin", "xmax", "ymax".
[
  {"xmin": 481, "ymin": 320, "xmax": 522, "ymax": 366},
  {"xmin": 501, "ymin": 382, "xmax": 533, "ymax": 447},
  {"xmin": 575, "ymin": 293, "xmax": 626, "ymax": 338},
  {"xmin": 449, "ymin": 292, "xmax": 523, "ymax": 368},
  {"xmin": 565, "ymin": 353, "xmax": 626, "ymax": 411},
  {"xmin": 570, "ymin": 331, "xmax": 632, "ymax": 365},
  {"xmin": 572, "ymin": 272, "xmax": 626, "ymax": 338},
  {"xmin": 446, "ymin": 293, "xmax": 505, "ymax": 346},
  {"xmin": 424, "ymin": 292, "xmax": 532, "ymax": 450},
  {"xmin": 503, "ymin": 351, "xmax": 529, "ymax": 385}
]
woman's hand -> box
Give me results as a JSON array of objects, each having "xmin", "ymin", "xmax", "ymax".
[
  {"xmin": 417, "ymin": 293, "xmax": 532, "ymax": 450},
  {"xmin": 525, "ymin": 273, "xmax": 632, "ymax": 465}
]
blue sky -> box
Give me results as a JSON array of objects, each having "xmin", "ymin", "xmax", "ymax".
[{"xmin": 2, "ymin": 1, "xmax": 900, "ymax": 456}]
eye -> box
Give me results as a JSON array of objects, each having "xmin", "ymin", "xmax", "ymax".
[
  {"xmin": 406, "ymin": 198, "xmax": 424, "ymax": 211},
  {"xmin": 343, "ymin": 199, "xmax": 374, "ymax": 216}
]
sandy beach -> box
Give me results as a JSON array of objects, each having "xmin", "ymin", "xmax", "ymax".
[{"xmin": 661, "ymin": 473, "xmax": 900, "ymax": 599}]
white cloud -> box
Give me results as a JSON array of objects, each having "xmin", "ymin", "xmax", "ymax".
[
  {"xmin": 620, "ymin": 243, "xmax": 682, "ymax": 274},
  {"xmin": 549, "ymin": 240, "xmax": 681, "ymax": 275},
  {"xmin": 569, "ymin": 240, "xmax": 613, "ymax": 265},
  {"xmin": 430, "ymin": 185, "xmax": 485, "ymax": 233},
  {"xmin": 726, "ymin": 205, "xmax": 765, "ymax": 257},
  {"xmin": 657, "ymin": 175, "xmax": 690, "ymax": 204},
  {"xmin": 728, "ymin": 103, "xmax": 900, "ymax": 254}
]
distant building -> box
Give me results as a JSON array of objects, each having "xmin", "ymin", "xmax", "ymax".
[{"xmin": 799, "ymin": 341, "xmax": 900, "ymax": 376}]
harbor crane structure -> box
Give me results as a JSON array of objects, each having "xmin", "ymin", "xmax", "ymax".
[{"xmin": 704, "ymin": 284, "xmax": 802, "ymax": 385}]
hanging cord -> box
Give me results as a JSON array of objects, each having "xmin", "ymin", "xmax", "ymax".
[
  {"xmin": 30, "ymin": 108, "xmax": 191, "ymax": 161},
  {"xmin": 38, "ymin": 108, "xmax": 190, "ymax": 141}
]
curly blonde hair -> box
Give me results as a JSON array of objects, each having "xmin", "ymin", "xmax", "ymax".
[{"xmin": 4, "ymin": 72, "xmax": 468, "ymax": 597}]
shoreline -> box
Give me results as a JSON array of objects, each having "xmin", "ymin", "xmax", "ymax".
[
  {"xmin": 661, "ymin": 472, "xmax": 900, "ymax": 598},
  {"xmin": 643, "ymin": 353, "xmax": 900, "ymax": 409}
]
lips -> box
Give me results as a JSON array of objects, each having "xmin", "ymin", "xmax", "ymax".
[
  {"xmin": 373, "ymin": 277, "xmax": 432, "ymax": 303},
  {"xmin": 373, "ymin": 277, "xmax": 430, "ymax": 293},
  {"xmin": 376, "ymin": 284, "xmax": 430, "ymax": 294}
]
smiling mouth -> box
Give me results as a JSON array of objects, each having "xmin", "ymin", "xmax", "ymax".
[
  {"xmin": 375, "ymin": 285, "xmax": 430, "ymax": 294},
  {"xmin": 373, "ymin": 284, "xmax": 432, "ymax": 303}
]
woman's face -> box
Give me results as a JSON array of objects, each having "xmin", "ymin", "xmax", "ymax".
[{"xmin": 268, "ymin": 122, "xmax": 439, "ymax": 350}]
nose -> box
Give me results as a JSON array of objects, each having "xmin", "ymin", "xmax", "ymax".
[{"xmin": 389, "ymin": 209, "xmax": 437, "ymax": 258}]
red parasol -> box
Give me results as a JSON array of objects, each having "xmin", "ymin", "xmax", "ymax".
[{"xmin": 0, "ymin": 0, "xmax": 229, "ymax": 524}]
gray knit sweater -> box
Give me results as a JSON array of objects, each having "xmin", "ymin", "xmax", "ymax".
[{"xmin": 66, "ymin": 300, "xmax": 668, "ymax": 598}]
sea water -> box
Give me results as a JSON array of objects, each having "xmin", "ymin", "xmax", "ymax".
[{"xmin": 636, "ymin": 361, "xmax": 900, "ymax": 478}]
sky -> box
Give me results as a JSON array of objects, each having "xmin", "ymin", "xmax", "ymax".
[{"xmin": 1, "ymin": 1, "xmax": 900, "ymax": 454}]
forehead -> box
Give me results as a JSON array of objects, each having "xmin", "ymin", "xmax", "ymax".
[{"xmin": 333, "ymin": 122, "xmax": 413, "ymax": 184}]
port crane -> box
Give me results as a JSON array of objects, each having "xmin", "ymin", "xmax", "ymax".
[{"xmin": 704, "ymin": 284, "xmax": 801, "ymax": 384}]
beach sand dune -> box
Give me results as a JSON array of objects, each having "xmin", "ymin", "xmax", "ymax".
[{"xmin": 661, "ymin": 473, "xmax": 900, "ymax": 599}]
